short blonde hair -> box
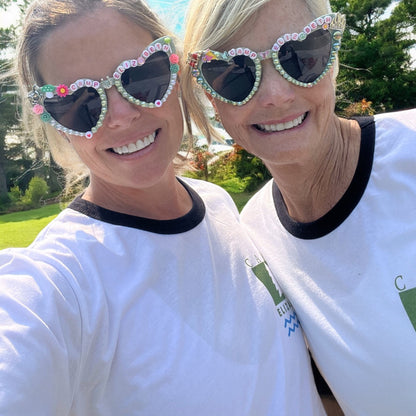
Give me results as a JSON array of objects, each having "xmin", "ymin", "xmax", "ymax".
[
  {"xmin": 182, "ymin": 0, "xmax": 333, "ymax": 142},
  {"xmin": 15, "ymin": 0, "xmax": 184, "ymax": 189}
]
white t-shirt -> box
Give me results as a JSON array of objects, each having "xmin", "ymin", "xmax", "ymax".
[
  {"xmin": 241, "ymin": 109, "xmax": 416, "ymax": 416},
  {"xmin": 0, "ymin": 177, "xmax": 324, "ymax": 416}
]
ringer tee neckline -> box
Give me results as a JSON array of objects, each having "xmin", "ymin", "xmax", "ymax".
[
  {"xmin": 272, "ymin": 116, "xmax": 375, "ymax": 239},
  {"xmin": 68, "ymin": 178, "xmax": 206, "ymax": 235}
]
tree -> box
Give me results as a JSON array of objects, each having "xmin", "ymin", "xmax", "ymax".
[
  {"xmin": 0, "ymin": 0, "xmax": 23, "ymax": 204},
  {"xmin": 332, "ymin": 0, "xmax": 416, "ymax": 113},
  {"xmin": 0, "ymin": 0, "xmax": 63, "ymax": 211},
  {"xmin": 0, "ymin": 63, "xmax": 19, "ymax": 204}
]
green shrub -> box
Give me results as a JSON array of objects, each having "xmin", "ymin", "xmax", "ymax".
[
  {"xmin": 22, "ymin": 177, "xmax": 49, "ymax": 208},
  {"xmin": 184, "ymin": 143, "xmax": 271, "ymax": 194},
  {"xmin": 8, "ymin": 185, "xmax": 22, "ymax": 203},
  {"xmin": 217, "ymin": 177, "xmax": 249, "ymax": 193}
]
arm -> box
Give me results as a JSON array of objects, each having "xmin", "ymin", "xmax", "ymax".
[{"xmin": 0, "ymin": 250, "xmax": 82, "ymax": 415}]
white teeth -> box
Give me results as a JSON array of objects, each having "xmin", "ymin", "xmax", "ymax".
[
  {"xmin": 112, "ymin": 132, "xmax": 156, "ymax": 155},
  {"xmin": 137, "ymin": 140, "xmax": 145, "ymax": 150},
  {"xmin": 257, "ymin": 114, "xmax": 306, "ymax": 133}
]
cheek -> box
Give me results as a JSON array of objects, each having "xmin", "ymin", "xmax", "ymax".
[
  {"xmin": 165, "ymin": 88, "xmax": 183, "ymax": 125},
  {"xmin": 67, "ymin": 131, "xmax": 103, "ymax": 164},
  {"xmin": 307, "ymin": 79, "xmax": 336, "ymax": 136},
  {"xmin": 167, "ymin": 97, "xmax": 185, "ymax": 141},
  {"xmin": 310, "ymin": 75, "xmax": 336, "ymax": 116},
  {"xmin": 214, "ymin": 100, "xmax": 248, "ymax": 140},
  {"xmin": 67, "ymin": 137, "xmax": 93, "ymax": 163}
]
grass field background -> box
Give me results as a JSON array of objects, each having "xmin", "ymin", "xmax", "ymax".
[
  {"xmin": 0, "ymin": 204, "xmax": 62, "ymax": 249},
  {"xmin": 0, "ymin": 191, "xmax": 256, "ymax": 249}
]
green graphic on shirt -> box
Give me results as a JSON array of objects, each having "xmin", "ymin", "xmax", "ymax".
[
  {"xmin": 252, "ymin": 262, "xmax": 285, "ymax": 306},
  {"xmin": 399, "ymin": 287, "xmax": 416, "ymax": 332}
]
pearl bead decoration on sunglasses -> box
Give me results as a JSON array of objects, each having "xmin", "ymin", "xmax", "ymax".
[{"xmin": 188, "ymin": 13, "xmax": 346, "ymax": 106}]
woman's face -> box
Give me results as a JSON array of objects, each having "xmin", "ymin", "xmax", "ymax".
[
  {"xmin": 212, "ymin": 0, "xmax": 337, "ymax": 170},
  {"xmin": 37, "ymin": 7, "xmax": 183, "ymax": 197}
]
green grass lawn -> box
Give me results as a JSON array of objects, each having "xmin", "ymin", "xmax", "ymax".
[
  {"xmin": 229, "ymin": 189, "xmax": 260, "ymax": 212},
  {"xmin": 0, "ymin": 204, "xmax": 62, "ymax": 249}
]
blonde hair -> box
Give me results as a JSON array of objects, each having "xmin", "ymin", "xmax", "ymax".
[
  {"xmin": 15, "ymin": 0, "xmax": 187, "ymax": 191},
  {"xmin": 182, "ymin": 0, "xmax": 333, "ymax": 142}
]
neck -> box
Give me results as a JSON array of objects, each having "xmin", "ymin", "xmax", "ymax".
[
  {"xmin": 267, "ymin": 117, "xmax": 361, "ymax": 223},
  {"xmin": 83, "ymin": 166, "xmax": 193, "ymax": 220}
]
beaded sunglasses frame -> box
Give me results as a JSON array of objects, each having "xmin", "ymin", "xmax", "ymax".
[
  {"xmin": 28, "ymin": 36, "xmax": 180, "ymax": 139},
  {"xmin": 188, "ymin": 13, "xmax": 346, "ymax": 106}
]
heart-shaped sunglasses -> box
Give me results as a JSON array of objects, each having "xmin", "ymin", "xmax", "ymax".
[
  {"xmin": 188, "ymin": 13, "xmax": 345, "ymax": 106},
  {"xmin": 28, "ymin": 36, "xmax": 180, "ymax": 139}
]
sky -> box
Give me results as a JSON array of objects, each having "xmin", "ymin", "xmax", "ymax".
[
  {"xmin": 0, "ymin": 2, "xmax": 20, "ymax": 28},
  {"xmin": 146, "ymin": 0, "xmax": 188, "ymax": 34},
  {"xmin": 0, "ymin": 0, "xmax": 189, "ymax": 33}
]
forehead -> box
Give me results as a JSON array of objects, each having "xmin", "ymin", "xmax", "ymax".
[
  {"xmin": 37, "ymin": 7, "xmax": 154, "ymax": 85},
  {"xmin": 223, "ymin": 0, "xmax": 314, "ymax": 51}
]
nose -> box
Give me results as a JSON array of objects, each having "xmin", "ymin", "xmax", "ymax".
[
  {"xmin": 255, "ymin": 60, "xmax": 296, "ymax": 107},
  {"xmin": 104, "ymin": 87, "xmax": 141, "ymax": 129}
]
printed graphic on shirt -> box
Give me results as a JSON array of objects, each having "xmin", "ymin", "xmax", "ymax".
[
  {"xmin": 249, "ymin": 258, "xmax": 300, "ymax": 337},
  {"xmin": 395, "ymin": 275, "xmax": 416, "ymax": 332}
]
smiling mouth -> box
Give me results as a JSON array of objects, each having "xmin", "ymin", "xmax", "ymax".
[
  {"xmin": 112, "ymin": 131, "xmax": 157, "ymax": 155},
  {"xmin": 255, "ymin": 113, "xmax": 307, "ymax": 133}
]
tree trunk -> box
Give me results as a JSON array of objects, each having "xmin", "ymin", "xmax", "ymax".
[{"xmin": 0, "ymin": 156, "xmax": 8, "ymax": 198}]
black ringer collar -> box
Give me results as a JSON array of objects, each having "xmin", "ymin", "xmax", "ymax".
[
  {"xmin": 272, "ymin": 116, "xmax": 375, "ymax": 239},
  {"xmin": 68, "ymin": 178, "xmax": 206, "ymax": 235}
]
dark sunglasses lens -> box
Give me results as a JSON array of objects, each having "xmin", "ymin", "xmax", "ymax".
[
  {"xmin": 201, "ymin": 55, "xmax": 256, "ymax": 102},
  {"xmin": 278, "ymin": 29, "xmax": 332, "ymax": 83},
  {"xmin": 121, "ymin": 51, "xmax": 171, "ymax": 103},
  {"xmin": 43, "ymin": 87, "xmax": 102, "ymax": 132}
]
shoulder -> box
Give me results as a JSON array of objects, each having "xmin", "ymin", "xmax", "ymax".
[
  {"xmin": 33, "ymin": 205, "xmax": 95, "ymax": 242},
  {"xmin": 0, "ymin": 244, "xmax": 81, "ymax": 301},
  {"xmin": 0, "ymin": 245, "xmax": 83, "ymax": 348},
  {"xmin": 375, "ymin": 109, "xmax": 416, "ymax": 133},
  {"xmin": 372, "ymin": 109, "xmax": 416, "ymax": 159},
  {"xmin": 179, "ymin": 176, "xmax": 238, "ymax": 213},
  {"xmin": 0, "ymin": 208, "xmax": 97, "ymax": 301},
  {"xmin": 241, "ymin": 180, "xmax": 274, "ymax": 221}
]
